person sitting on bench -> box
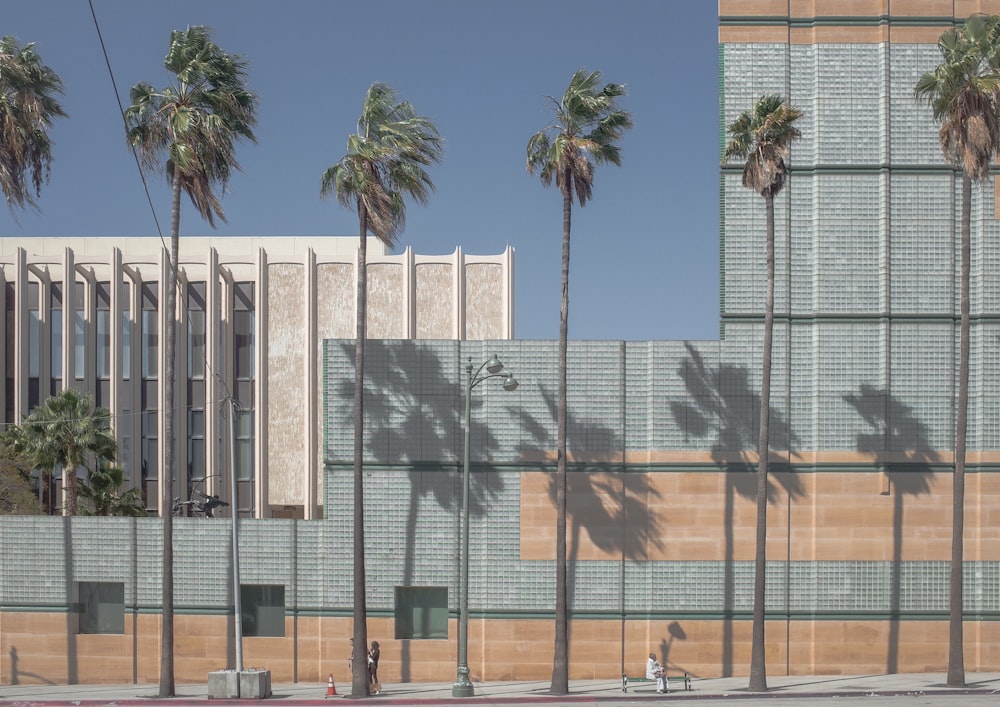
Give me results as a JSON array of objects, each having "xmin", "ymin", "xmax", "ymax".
[{"xmin": 646, "ymin": 653, "xmax": 667, "ymax": 693}]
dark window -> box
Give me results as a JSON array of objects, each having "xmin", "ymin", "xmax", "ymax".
[
  {"xmin": 241, "ymin": 584, "xmax": 284, "ymax": 637},
  {"xmin": 5, "ymin": 283, "xmax": 14, "ymax": 421},
  {"xmin": 74, "ymin": 282, "xmax": 85, "ymax": 380},
  {"xmin": 394, "ymin": 586, "xmax": 448, "ymax": 640},
  {"xmin": 79, "ymin": 582, "xmax": 124, "ymax": 634},
  {"xmin": 141, "ymin": 283, "xmax": 158, "ymax": 379}
]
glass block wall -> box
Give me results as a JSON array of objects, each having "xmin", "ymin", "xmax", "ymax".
[{"xmin": 720, "ymin": 14, "xmax": 1000, "ymax": 454}]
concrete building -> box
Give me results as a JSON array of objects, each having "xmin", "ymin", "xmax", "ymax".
[
  {"xmin": 4, "ymin": 0, "xmax": 1000, "ymax": 689},
  {"xmin": 0, "ymin": 237, "xmax": 514, "ymax": 519}
]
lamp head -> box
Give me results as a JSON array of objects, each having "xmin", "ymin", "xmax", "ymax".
[
  {"xmin": 485, "ymin": 355, "xmax": 504, "ymax": 374},
  {"xmin": 502, "ymin": 374, "xmax": 519, "ymax": 391}
]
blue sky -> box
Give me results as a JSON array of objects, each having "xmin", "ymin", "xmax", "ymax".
[{"xmin": 3, "ymin": 0, "xmax": 720, "ymax": 342}]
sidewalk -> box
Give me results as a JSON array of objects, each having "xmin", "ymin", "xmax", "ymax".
[{"xmin": 2, "ymin": 672, "xmax": 1000, "ymax": 705}]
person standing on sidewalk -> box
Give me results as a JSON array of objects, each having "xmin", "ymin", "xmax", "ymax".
[{"xmin": 368, "ymin": 641, "xmax": 381, "ymax": 693}]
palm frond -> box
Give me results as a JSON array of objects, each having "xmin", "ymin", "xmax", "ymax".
[
  {"xmin": 916, "ymin": 13, "xmax": 1000, "ymax": 179},
  {"xmin": 125, "ymin": 25, "xmax": 258, "ymax": 228},
  {"xmin": 526, "ymin": 68, "xmax": 631, "ymax": 206},
  {"xmin": 0, "ymin": 35, "xmax": 65, "ymax": 212},
  {"xmin": 724, "ymin": 94, "xmax": 802, "ymax": 198},
  {"xmin": 321, "ymin": 82, "xmax": 442, "ymax": 248}
]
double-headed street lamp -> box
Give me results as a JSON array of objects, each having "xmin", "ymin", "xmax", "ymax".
[{"xmin": 453, "ymin": 355, "xmax": 518, "ymax": 698}]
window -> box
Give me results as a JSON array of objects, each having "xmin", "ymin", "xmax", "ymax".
[
  {"xmin": 28, "ymin": 281, "xmax": 39, "ymax": 408},
  {"xmin": 232, "ymin": 282, "xmax": 255, "ymax": 516},
  {"xmin": 241, "ymin": 584, "xmax": 284, "ymax": 637},
  {"xmin": 141, "ymin": 283, "xmax": 158, "ymax": 379},
  {"xmin": 5, "ymin": 283, "xmax": 14, "ymax": 421},
  {"xmin": 50, "ymin": 283, "xmax": 62, "ymax": 394},
  {"xmin": 394, "ymin": 586, "xmax": 448, "ymax": 640},
  {"xmin": 79, "ymin": 581, "xmax": 124, "ymax": 634},
  {"xmin": 187, "ymin": 282, "xmax": 206, "ymax": 380}
]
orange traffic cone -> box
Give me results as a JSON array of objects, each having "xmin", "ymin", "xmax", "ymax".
[{"xmin": 325, "ymin": 673, "xmax": 337, "ymax": 698}]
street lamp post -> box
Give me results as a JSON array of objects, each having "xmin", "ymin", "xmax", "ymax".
[{"xmin": 453, "ymin": 355, "xmax": 518, "ymax": 698}]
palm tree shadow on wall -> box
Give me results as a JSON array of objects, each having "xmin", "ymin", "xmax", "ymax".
[
  {"xmin": 335, "ymin": 341, "xmax": 506, "ymax": 683},
  {"xmin": 516, "ymin": 386, "xmax": 665, "ymax": 650},
  {"xmin": 842, "ymin": 384, "xmax": 934, "ymax": 674},
  {"xmin": 670, "ymin": 343, "xmax": 803, "ymax": 678}
]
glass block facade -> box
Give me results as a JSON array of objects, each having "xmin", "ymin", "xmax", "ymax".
[{"xmin": 720, "ymin": 7, "xmax": 1000, "ymax": 457}]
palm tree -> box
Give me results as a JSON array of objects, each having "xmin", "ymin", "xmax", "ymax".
[
  {"xmin": 78, "ymin": 463, "xmax": 146, "ymax": 517},
  {"xmin": 125, "ymin": 25, "xmax": 258, "ymax": 698},
  {"xmin": 526, "ymin": 68, "xmax": 631, "ymax": 695},
  {"xmin": 915, "ymin": 13, "xmax": 1000, "ymax": 688},
  {"xmin": 321, "ymin": 82, "xmax": 441, "ymax": 697},
  {"xmin": 724, "ymin": 93, "xmax": 801, "ymax": 692},
  {"xmin": 0, "ymin": 35, "xmax": 66, "ymax": 212},
  {"xmin": 7, "ymin": 389, "xmax": 117, "ymax": 516}
]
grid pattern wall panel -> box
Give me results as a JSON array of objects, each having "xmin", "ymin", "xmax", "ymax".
[
  {"xmin": 323, "ymin": 467, "xmax": 359, "ymax": 606},
  {"xmin": 135, "ymin": 520, "xmax": 164, "ymax": 606},
  {"xmin": 889, "ymin": 173, "xmax": 954, "ymax": 314},
  {"xmin": 812, "ymin": 173, "xmax": 885, "ymax": 314},
  {"xmin": 173, "ymin": 519, "xmax": 233, "ymax": 606},
  {"xmin": 975, "ymin": 322, "xmax": 1000, "ymax": 450},
  {"xmin": 0, "ymin": 517, "xmax": 71, "ymax": 603},
  {"xmin": 814, "ymin": 321, "xmax": 884, "ymax": 451},
  {"xmin": 721, "ymin": 176, "xmax": 794, "ymax": 315},
  {"xmin": 717, "ymin": 322, "xmax": 792, "ymax": 452},
  {"xmin": 789, "ymin": 175, "xmax": 816, "ymax": 314},
  {"xmin": 240, "ymin": 521, "xmax": 297, "ymax": 601},
  {"xmin": 788, "ymin": 43, "xmax": 816, "ymax": 166},
  {"xmin": 566, "ymin": 342, "xmax": 624, "ymax": 454},
  {"xmin": 972, "ymin": 179, "xmax": 1000, "ymax": 315},
  {"xmin": 798, "ymin": 44, "xmax": 885, "ymax": 166},
  {"xmin": 70, "ymin": 518, "xmax": 135, "ymax": 589},
  {"xmin": 478, "ymin": 470, "xmax": 525, "ymax": 609},
  {"xmin": 652, "ymin": 340, "xmax": 724, "ymax": 452},
  {"xmin": 293, "ymin": 521, "xmax": 335, "ymax": 609},
  {"xmin": 491, "ymin": 339, "xmax": 558, "ymax": 462},
  {"xmin": 623, "ymin": 341, "xmax": 651, "ymax": 453},
  {"xmin": 965, "ymin": 562, "xmax": 1000, "ymax": 613},
  {"xmin": 324, "ymin": 467, "xmax": 460, "ymax": 609},
  {"xmin": 322, "ymin": 340, "xmax": 356, "ymax": 463},
  {"xmin": 722, "ymin": 44, "xmax": 790, "ymax": 139},
  {"xmin": 788, "ymin": 323, "xmax": 817, "ymax": 452},
  {"xmin": 889, "ymin": 44, "xmax": 944, "ymax": 164},
  {"xmin": 888, "ymin": 322, "xmax": 954, "ymax": 450}
]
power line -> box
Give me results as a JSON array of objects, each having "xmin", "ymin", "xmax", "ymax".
[{"xmin": 87, "ymin": 0, "xmax": 166, "ymax": 245}]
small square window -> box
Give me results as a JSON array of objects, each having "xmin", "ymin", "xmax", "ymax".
[
  {"xmin": 79, "ymin": 582, "xmax": 124, "ymax": 634},
  {"xmin": 241, "ymin": 584, "xmax": 284, "ymax": 637},
  {"xmin": 394, "ymin": 586, "xmax": 448, "ymax": 640}
]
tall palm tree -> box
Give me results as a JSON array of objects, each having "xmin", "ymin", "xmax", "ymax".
[
  {"xmin": 0, "ymin": 35, "xmax": 66, "ymax": 212},
  {"xmin": 125, "ymin": 25, "xmax": 258, "ymax": 698},
  {"xmin": 7, "ymin": 389, "xmax": 116, "ymax": 516},
  {"xmin": 321, "ymin": 82, "xmax": 441, "ymax": 697},
  {"xmin": 724, "ymin": 93, "xmax": 801, "ymax": 692},
  {"xmin": 526, "ymin": 68, "xmax": 631, "ymax": 695},
  {"xmin": 915, "ymin": 12, "xmax": 1000, "ymax": 688}
]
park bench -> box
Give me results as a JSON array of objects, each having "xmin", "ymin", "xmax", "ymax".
[{"xmin": 621, "ymin": 671, "xmax": 692, "ymax": 693}]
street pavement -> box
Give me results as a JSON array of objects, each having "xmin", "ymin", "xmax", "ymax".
[{"xmin": 1, "ymin": 672, "xmax": 1000, "ymax": 706}]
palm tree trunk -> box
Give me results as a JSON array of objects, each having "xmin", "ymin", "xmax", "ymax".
[
  {"xmin": 352, "ymin": 206, "xmax": 370, "ymax": 697},
  {"xmin": 65, "ymin": 460, "xmax": 78, "ymax": 517},
  {"xmin": 159, "ymin": 168, "xmax": 180, "ymax": 698},
  {"xmin": 550, "ymin": 178, "xmax": 571, "ymax": 696},
  {"xmin": 947, "ymin": 173, "xmax": 970, "ymax": 687},
  {"xmin": 749, "ymin": 191, "xmax": 775, "ymax": 692}
]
